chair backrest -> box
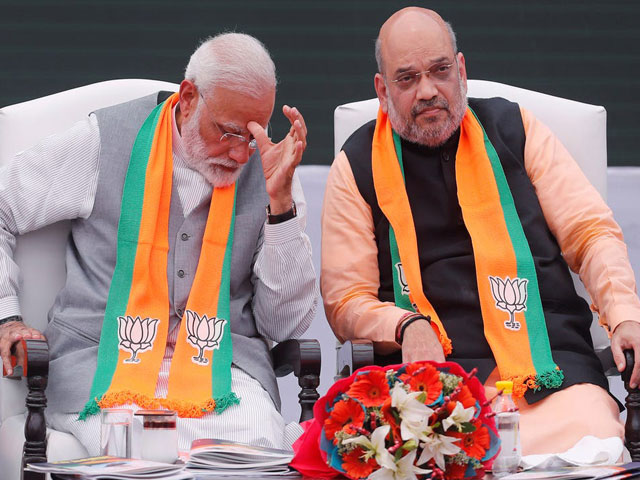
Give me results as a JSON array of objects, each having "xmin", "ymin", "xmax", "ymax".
[
  {"xmin": 0, "ymin": 79, "xmax": 179, "ymax": 332},
  {"xmin": 333, "ymin": 79, "xmax": 609, "ymax": 350}
]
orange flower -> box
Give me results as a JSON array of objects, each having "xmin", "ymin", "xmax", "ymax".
[
  {"xmin": 404, "ymin": 363, "xmax": 443, "ymax": 404},
  {"xmin": 380, "ymin": 397, "xmax": 401, "ymax": 441},
  {"xmin": 347, "ymin": 370, "xmax": 390, "ymax": 407},
  {"xmin": 449, "ymin": 421, "xmax": 490, "ymax": 460},
  {"xmin": 324, "ymin": 398, "xmax": 365, "ymax": 443},
  {"xmin": 447, "ymin": 384, "xmax": 477, "ymax": 413},
  {"xmin": 342, "ymin": 446, "xmax": 378, "ymax": 479}
]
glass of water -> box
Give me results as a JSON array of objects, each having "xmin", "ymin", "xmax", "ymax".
[{"xmin": 101, "ymin": 408, "xmax": 133, "ymax": 458}]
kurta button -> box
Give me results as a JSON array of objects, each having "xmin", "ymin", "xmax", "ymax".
[
  {"xmin": 176, "ymin": 308, "xmax": 184, "ymax": 317},
  {"xmin": 181, "ymin": 233, "xmax": 189, "ymax": 241},
  {"xmin": 177, "ymin": 269, "xmax": 185, "ymax": 278},
  {"xmin": 442, "ymin": 153, "xmax": 449, "ymax": 162}
]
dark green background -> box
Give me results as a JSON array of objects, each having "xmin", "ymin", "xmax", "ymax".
[{"xmin": 2, "ymin": 0, "xmax": 638, "ymax": 165}]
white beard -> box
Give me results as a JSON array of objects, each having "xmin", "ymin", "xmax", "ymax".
[{"xmin": 180, "ymin": 105, "xmax": 245, "ymax": 187}]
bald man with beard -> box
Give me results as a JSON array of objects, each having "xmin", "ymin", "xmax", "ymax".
[{"xmin": 321, "ymin": 7, "xmax": 640, "ymax": 455}]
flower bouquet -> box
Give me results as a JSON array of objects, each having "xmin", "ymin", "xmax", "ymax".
[{"xmin": 290, "ymin": 361, "xmax": 500, "ymax": 480}]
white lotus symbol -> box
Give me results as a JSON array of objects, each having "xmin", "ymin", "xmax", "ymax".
[
  {"xmin": 395, "ymin": 262, "xmax": 410, "ymax": 295},
  {"xmin": 118, "ymin": 315, "xmax": 159, "ymax": 363},
  {"xmin": 489, "ymin": 276, "xmax": 528, "ymax": 331},
  {"xmin": 185, "ymin": 310, "xmax": 226, "ymax": 365}
]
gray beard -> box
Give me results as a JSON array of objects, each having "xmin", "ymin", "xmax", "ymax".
[
  {"xmin": 180, "ymin": 105, "xmax": 245, "ymax": 187},
  {"xmin": 388, "ymin": 78, "xmax": 468, "ymax": 148}
]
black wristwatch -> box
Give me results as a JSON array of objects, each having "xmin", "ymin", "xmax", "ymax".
[
  {"xmin": 266, "ymin": 202, "xmax": 297, "ymax": 224},
  {"xmin": 0, "ymin": 315, "xmax": 23, "ymax": 327}
]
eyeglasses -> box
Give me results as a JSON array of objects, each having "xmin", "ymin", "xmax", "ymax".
[
  {"xmin": 390, "ymin": 62, "xmax": 455, "ymax": 90},
  {"xmin": 198, "ymin": 92, "xmax": 258, "ymax": 150}
]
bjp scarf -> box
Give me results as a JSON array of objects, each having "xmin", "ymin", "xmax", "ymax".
[
  {"xmin": 80, "ymin": 93, "xmax": 238, "ymax": 419},
  {"xmin": 372, "ymin": 107, "xmax": 564, "ymax": 397}
]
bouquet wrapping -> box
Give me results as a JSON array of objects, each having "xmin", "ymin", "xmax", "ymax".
[{"xmin": 290, "ymin": 361, "xmax": 500, "ymax": 480}]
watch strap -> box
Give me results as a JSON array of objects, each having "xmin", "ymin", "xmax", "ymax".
[{"xmin": 266, "ymin": 202, "xmax": 297, "ymax": 224}]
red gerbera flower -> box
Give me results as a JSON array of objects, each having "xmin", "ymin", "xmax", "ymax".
[
  {"xmin": 380, "ymin": 396, "xmax": 401, "ymax": 441},
  {"xmin": 347, "ymin": 370, "xmax": 390, "ymax": 407},
  {"xmin": 404, "ymin": 363, "xmax": 443, "ymax": 404},
  {"xmin": 447, "ymin": 384, "xmax": 477, "ymax": 414},
  {"xmin": 342, "ymin": 446, "xmax": 378, "ymax": 479},
  {"xmin": 324, "ymin": 398, "xmax": 365, "ymax": 443},
  {"xmin": 449, "ymin": 421, "xmax": 490, "ymax": 460},
  {"xmin": 445, "ymin": 461, "xmax": 469, "ymax": 480}
]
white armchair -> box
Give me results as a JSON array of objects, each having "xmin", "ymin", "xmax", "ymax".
[
  {"xmin": 0, "ymin": 79, "xmax": 323, "ymax": 480},
  {"xmin": 332, "ymin": 80, "xmax": 640, "ymax": 459},
  {"xmin": 0, "ymin": 79, "xmax": 180, "ymax": 480}
]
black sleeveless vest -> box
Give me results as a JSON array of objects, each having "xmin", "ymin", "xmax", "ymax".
[{"xmin": 342, "ymin": 97, "xmax": 611, "ymax": 405}]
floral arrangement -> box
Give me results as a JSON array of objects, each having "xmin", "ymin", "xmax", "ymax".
[{"xmin": 291, "ymin": 361, "xmax": 500, "ymax": 480}]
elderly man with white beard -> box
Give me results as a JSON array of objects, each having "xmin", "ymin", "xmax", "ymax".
[
  {"xmin": 321, "ymin": 7, "xmax": 640, "ymax": 455},
  {"xmin": 0, "ymin": 32, "xmax": 317, "ymax": 454}
]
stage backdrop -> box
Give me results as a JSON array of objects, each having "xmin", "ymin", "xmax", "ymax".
[{"xmin": 1, "ymin": 0, "xmax": 639, "ymax": 166}]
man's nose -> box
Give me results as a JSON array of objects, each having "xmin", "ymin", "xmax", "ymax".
[
  {"xmin": 227, "ymin": 142, "xmax": 252, "ymax": 164},
  {"xmin": 415, "ymin": 73, "xmax": 439, "ymax": 100}
]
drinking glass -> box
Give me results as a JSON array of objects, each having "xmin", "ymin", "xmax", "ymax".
[
  {"xmin": 134, "ymin": 409, "xmax": 178, "ymax": 463},
  {"xmin": 101, "ymin": 408, "xmax": 133, "ymax": 458}
]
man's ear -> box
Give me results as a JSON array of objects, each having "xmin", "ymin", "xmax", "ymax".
[
  {"xmin": 456, "ymin": 52, "xmax": 468, "ymax": 91},
  {"xmin": 374, "ymin": 73, "xmax": 389, "ymax": 113},
  {"xmin": 179, "ymin": 80, "xmax": 198, "ymax": 119}
]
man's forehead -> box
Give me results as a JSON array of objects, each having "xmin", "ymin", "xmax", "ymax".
[
  {"xmin": 206, "ymin": 85, "xmax": 274, "ymax": 129},
  {"xmin": 379, "ymin": 8, "xmax": 454, "ymax": 73}
]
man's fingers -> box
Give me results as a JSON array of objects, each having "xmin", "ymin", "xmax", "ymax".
[
  {"xmin": 612, "ymin": 342, "xmax": 626, "ymax": 372},
  {"xmin": 282, "ymin": 105, "xmax": 308, "ymax": 138},
  {"xmin": 247, "ymin": 121, "xmax": 271, "ymax": 151}
]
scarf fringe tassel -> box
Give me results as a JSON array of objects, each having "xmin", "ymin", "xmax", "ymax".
[
  {"xmin": 509, "ymin": 367, "xmax": 564, "ymax": 398},
  {"xmin": 78, "ymin": 391, "xmax": 240, "ymax": 420}
]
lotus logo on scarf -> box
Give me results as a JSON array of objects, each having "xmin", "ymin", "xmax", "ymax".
[
  {"xmin": 395, "ymin": 262, "xmax": 410, "ymax": 295},
  {"xmin": 185, "ymin": 310, "xmax": 227, "ymax": 365},
  {"xmin": 488, "ymin": 276, "xmax": 528, "ymax": 331},
  {"xmin": 117, "ymin": 315, "xmax": 159, "ymax": 363}
]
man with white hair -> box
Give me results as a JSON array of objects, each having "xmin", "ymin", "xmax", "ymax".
[
  {"xmin": 0, "ymin": 32, "xmax": 317, "ymax": 453},
  {"xmin": 322, "ymin": 7, "xmax": 640, "ymax": 454}
]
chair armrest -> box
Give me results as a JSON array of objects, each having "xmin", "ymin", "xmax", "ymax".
[
  {"xmin": 271, "ymin": 339, "xmax": 321, "ymax": 423},
  {"xmin": 2, "ymin": 339, "xmax": 49, "ymax": 480},
  {"xmin": 336, "ymin": 339, "xmax": 374, "ymax": 380},
  {"xmin": 618, "ymin": 349, "xmax": 640, "ymax": 462}
]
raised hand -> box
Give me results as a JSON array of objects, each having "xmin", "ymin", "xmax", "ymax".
[{"xmin": 247, "ymin": 105, "xmax": 307, "ymax": 214}]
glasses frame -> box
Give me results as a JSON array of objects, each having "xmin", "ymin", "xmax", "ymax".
[
  {"xmin": 390, "ymin": 61, "xmax": 455, "ymax": 89},
  {"xmin": 198, "ymin": 92, "xmax": 259, "ymax": 150}
]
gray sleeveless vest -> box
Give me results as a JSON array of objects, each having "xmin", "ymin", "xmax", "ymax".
[{"xmin": 44, "ymin": 92, "xmax": 280, "ymax": 413}]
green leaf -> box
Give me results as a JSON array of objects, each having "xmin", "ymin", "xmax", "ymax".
[{"xmin": 460, "ymin": 422, "xmax": 476, "ymax": 433}]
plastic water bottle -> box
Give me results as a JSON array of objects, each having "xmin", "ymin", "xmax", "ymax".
[{"xmin": 492, "ymin": 380, "xmax": 521, "ymax": 477}]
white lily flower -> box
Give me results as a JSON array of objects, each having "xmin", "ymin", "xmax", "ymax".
[
  {"xmin": 343, "ymin": 425, "xmax": 396, "ymax": 471},
  {"xmin": 391, "ymin": 383, "xmax": 433, "ymax": 424},
  {"xmin": 417, "ymin": 432, "xmax": 461, "ymax": 470},
  {"xmin": 400, "ymin": 416, "xmax": 430, "ymax": 443},
  {"xmin": 369, "ymin": 450, "xmax": 432, "ymax": 480},
  {"xmin": 442, "ymin": 401, "xmax": 476, "ymax": 432}
]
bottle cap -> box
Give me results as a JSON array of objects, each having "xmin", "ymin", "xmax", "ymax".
[{"xmin": 495, "ymin": 380, "xmax": 513, "ymax": 394}]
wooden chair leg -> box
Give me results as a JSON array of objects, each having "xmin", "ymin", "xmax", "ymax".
[
  {"xmin": 622, "ymin": 349, "xmax": 640, "ymax": 461},
  {"xmin": 20, "ymin": 339, "xmax": 49, "ymax": 480},
  {"xmin": 271, "ymin": 339, "xmax": 321, "ymax": 422}
]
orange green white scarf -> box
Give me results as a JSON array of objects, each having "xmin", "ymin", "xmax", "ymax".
[
  {"xmin": 372, "ymin": 106, "xmax": 564, "ymax": 398},
  {"xmin": 80, "ymin": 93, "xmax": 238, "ymax": 419}
]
